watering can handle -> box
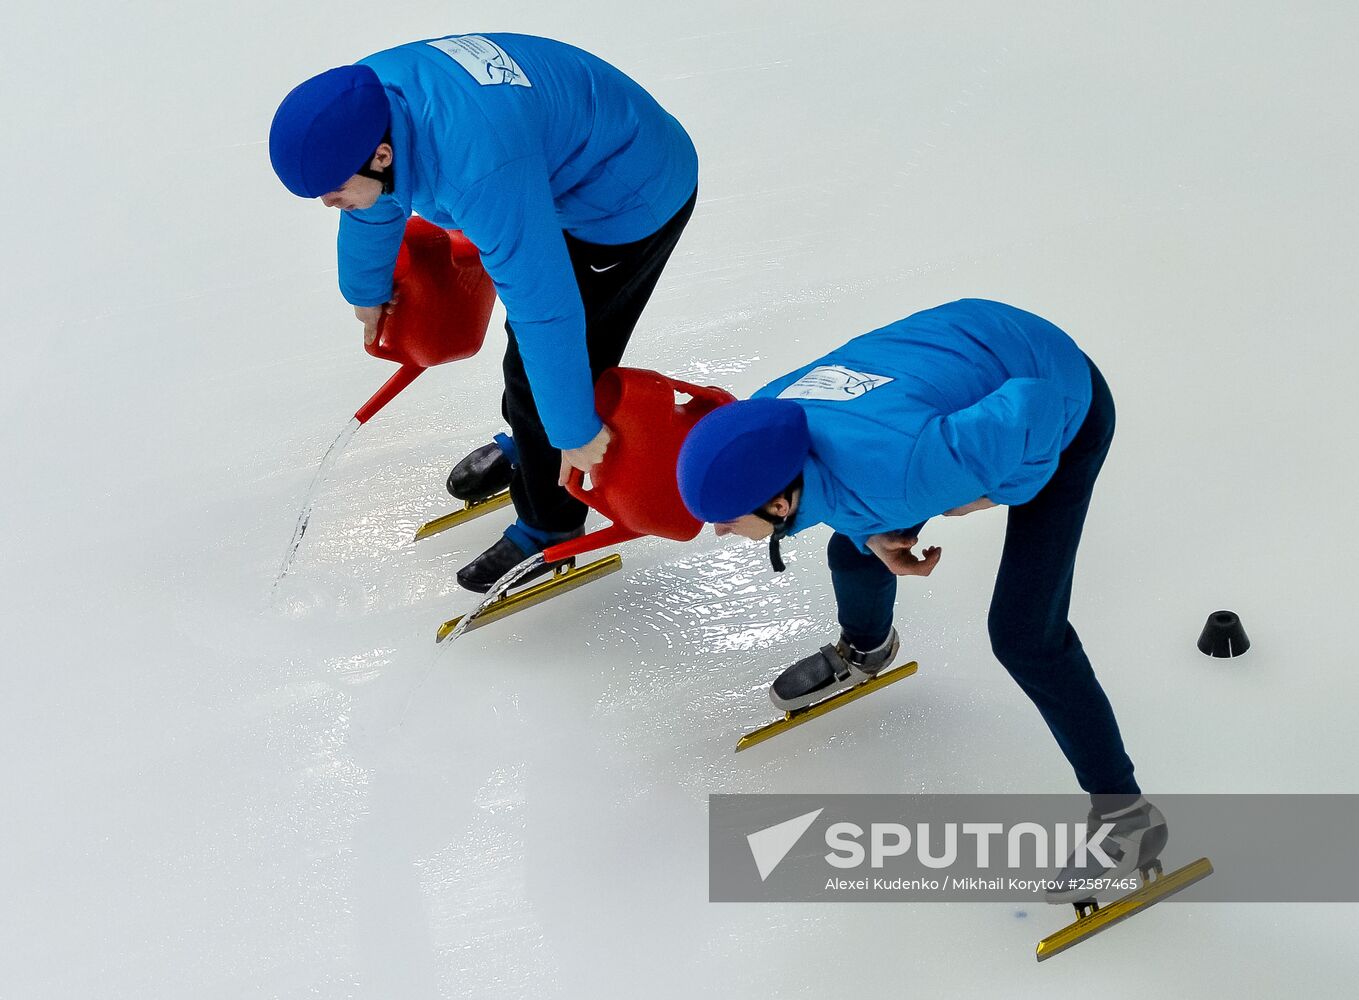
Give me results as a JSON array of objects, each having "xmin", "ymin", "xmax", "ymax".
[
  {"xmin": 371, "ymin": 283, "xmax": 405, "ymax": 354},
  {"xmin": 563, "ymin": 465, "xmax": 589, "ymax": 506},
  {"xmin": 666, "ymin": 378, "xmax": 734, "ymax": 405},
  {"xmin": 557, "ymin": 461, "xmax": 644, "ymax": 560}
]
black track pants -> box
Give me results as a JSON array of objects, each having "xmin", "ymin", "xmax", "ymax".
[{"xmin": 500, "ymin": 187, "xmax": 698, "ymax": 533}]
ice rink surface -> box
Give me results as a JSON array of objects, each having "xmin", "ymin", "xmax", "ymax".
[{"xmin": 3, "ymin": 1, "xmax": 1358, "ymax": 996}]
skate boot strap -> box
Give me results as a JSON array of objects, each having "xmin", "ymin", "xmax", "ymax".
[
  {"xmin": 838, "ymin": 629, "xmax": 899, "ymax": 678},
  {"xmin": 821, "ymin": 644, "xmax": 878, "ymax": 684},
  {"xmin": 819, "ymin": 644, "xmax": 854, "ymax": 682},
  {"xmin": 492, "ymin": 431, "xmax": 519, "ymax": 467},
  {"xmin": 503, "ymin": 520, "xmax": 585, "ymax": 560}
]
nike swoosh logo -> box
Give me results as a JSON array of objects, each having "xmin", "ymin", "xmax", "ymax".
[{"xmin": 589, "ymin": 262, "xmax": 621, "ymax": 273}]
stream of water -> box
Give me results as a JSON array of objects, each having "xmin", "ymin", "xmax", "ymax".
[{"xmin": 272, "ymin": 416, "xmax": 362, "ymax": 590}]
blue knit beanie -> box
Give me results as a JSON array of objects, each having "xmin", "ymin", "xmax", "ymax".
[
  {"xmin": 677, "ymin": 398, "xmax": 811, "ymax": 523},
  {"xmin": 269, "ymin": 65, "xmax": 390, "ymax": 198}
]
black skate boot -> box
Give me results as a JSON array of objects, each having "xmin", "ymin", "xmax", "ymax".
[
  {"xmin": 769, "ymin": 629, "xmax": 900, "ymax": 711},
  {"xmin": 1045, "ymin": 797, "xmax": 1169, "ymax": 905},
  {"xmin": 446, "ymin": 433, "xmax": 516, "ymax": 503},
  {"xmin": 455, "ymin": 522, "xmax": 585, "ymax": 594}
]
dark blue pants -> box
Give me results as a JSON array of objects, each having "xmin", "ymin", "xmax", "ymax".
[{"xmin": 827, "ymin": 357, "xmax": 1138, "ymax": 796}]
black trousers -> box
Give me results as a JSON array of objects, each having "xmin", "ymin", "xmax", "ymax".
[
  {"xmin": 500, "ymin": 188, "xmax": 698, "ymax": 533},
  {"xmin": 827, "ymin": 357, "xmax": 1138, "ymax": 797}
]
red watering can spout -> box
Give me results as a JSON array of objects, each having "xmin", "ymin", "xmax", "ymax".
[
  {"xmin": 351, "ymin": 219, "xmax": 497, "ymax": 425},
  {"xmin": 354, "ymin": 364, "xmax": 425, "ymax": 425},
  {"xmin": 542, "ymin": 368, "xmax": 736, "ymax": 563}
]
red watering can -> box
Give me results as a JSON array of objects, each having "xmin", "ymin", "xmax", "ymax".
[
  {"xmin": 277, "ymin": 218, "xmax": 497, "ymax": 587},
  {"xmin": 543, "ymin": 367, "xmax": 735, "ymax": 563},
  {"xmin": 353, "ymin": 217, "xmax": 498, "ymax": 424}
]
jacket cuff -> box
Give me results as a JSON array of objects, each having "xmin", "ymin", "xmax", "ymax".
[{"xmin": 548, "ymin": 413, "xmax": 605, "ymax": 452}]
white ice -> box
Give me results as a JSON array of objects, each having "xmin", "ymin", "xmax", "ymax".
[{"xmin": 3, "ymin": 2, "xmax": 1358, "ymax": 997}]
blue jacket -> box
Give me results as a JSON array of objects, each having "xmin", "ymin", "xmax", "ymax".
[
  {"xmin": 339, "ymin": 34, "xmax": 699, "ymax": 449},
  {"xmin": 752, "ymin": 299, "xmax": 1095, "ymax": 551}
]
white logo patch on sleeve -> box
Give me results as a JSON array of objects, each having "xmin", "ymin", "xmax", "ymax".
[
  {"xmin": 776, "ymin": 365, "xmax": 894, "ymax": 401},
  {"xmin": 427, "ymin": 36, "xmax": 532, "ymax": 87}
]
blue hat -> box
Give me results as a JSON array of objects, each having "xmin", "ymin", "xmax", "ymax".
[
  {"xmin": 678, "ymin": 398, "xmax": 811, "ymax": 523},
  {"xmin": 269, "ymin": 65, "xmax": 390, "ymax": 198}
]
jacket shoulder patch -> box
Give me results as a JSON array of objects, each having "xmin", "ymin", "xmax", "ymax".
[
  {"xmin": 427, "ymin": 36, "xmax": 532, "ymax": 88},
  {"xmin": 776, "ymin": 365, "xmax": 893, "ymax": 401}
]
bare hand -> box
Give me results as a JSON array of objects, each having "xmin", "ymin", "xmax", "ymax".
[
  {"xmin": 558, "ymin": 425, "xmax": 613, "ymax": 486},
  {"xmin": 865, "ymin": 533, "xmax": 942, "ymax": 577},
  {"xmin": 943, "ymin": 496, "xmax": 997, "ymax": 517},
  {"xmin": 355, "ymin": 290, "xmax": 400, "ymax": 347}
]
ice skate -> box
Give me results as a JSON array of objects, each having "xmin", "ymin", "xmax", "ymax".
[
  {"xmin": 455, "ymin": 524, "xmax": 584, "ymax": 594},
  {"xmin": 736, "ymin": 630, "xmax": 918, "ymax": 752},
  {"xmin": 769, "ymin": 629, "xmax": 900, "ymax": 711},
  {"xmin": 1036, "ymin": 797, "xmax": 1214, "ymax": 961},
  {"xmin": 414, "ymin": 434, "xmax": 516, "ymax": 541},
  {"xmin": 1045, "ymin": 797, "xmax": 1168, "ymax": 904},
  {"xmin": 438, "ymin": 524, "xmax": 622, "ymax": 639},
  {"xmin": 447, "ymin": 434, "xmax": 515, "ymax": 502}
]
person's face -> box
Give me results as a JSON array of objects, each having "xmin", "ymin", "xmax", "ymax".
[
  {"xmin": 713, "ymin": 513, "xmax": 776, "ymax": 540},
  {"xmin": 320, "ymin": 174, "xmax": 383, "ymax": 211},
  {"xmin": 711, "ymin": 493, "xmax": 795, "ymax": 540},
  {"xmin": 320, "ymin": 143, "xmax": 392, "ymax": 211}
]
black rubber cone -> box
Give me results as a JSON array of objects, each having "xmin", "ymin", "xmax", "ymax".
[{"xmin": 1197, "ymin": 610, "xmax": 1251, "ymax": 657}]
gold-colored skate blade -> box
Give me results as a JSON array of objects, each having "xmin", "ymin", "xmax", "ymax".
[
  {"xmin": 1035, "ymin": 857, "xmax": 1214, "ymax": 962},
  {"xmin": 414, "ymin": 491, "xmax": 513, "ymax": 541},
  {"xmin": 734, "ymin": 661, "xmax": 920, "ymax": 753},
  {"xmin": 435, "ymin": 553, "xmax": 624, "ymax": 641}
]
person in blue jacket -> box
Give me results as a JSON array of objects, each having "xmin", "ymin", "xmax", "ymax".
[
  {"xmin": 269, "ymin": 34, "xmax": 699, "ymax": 591},
  {"xmin": 677, "ymin": 299, "xmax": 1166, "ymax": 889}
]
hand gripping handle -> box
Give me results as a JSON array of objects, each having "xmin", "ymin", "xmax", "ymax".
[
  {"xmin": 563, "ymin": 464, "xmax": 590, "ymax": 507},
  {"xmin": 553, "ymin": 465, "xmax": 643, "ymax": 561},
  {"xmin": 366, "ymin": 289, "xmax": 403, "ymax": 361}
]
